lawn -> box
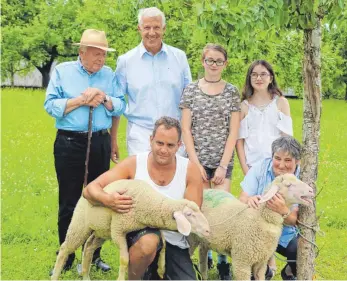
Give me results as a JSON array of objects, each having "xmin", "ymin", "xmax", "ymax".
[{"xmin": 1, "ymin": 88, "xmax": 346, "ymax": 280}]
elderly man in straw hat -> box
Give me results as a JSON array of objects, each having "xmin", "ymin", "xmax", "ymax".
[{"xmin": 44, "ymin": 29, "xmax": 125, "ymax": 275}]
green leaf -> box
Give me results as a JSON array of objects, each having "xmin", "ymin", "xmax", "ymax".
[
  {"xmin": 338, "ymin": 0, "xmax": 344, "ymax": 9},
  {"xmin": 195, "ymin": 3, "xmax": 204, "ymax": 16}
]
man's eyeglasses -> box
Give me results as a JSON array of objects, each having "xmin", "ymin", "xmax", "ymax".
[
  {"xmin": 250, "ymin": 72, "xmax": 271, "ymax": 79},
  {"xmin": 204, "ymin": 58, "xmax": 225, "ymax": 66}
]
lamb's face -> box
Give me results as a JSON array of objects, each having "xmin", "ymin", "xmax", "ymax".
[
  {"xmin": 183, "ymin": 202, "xmax": 210, "ymax": 238},
  {"xmin": 278, "ymin": 174, "xmax": 314, "ymax": 206}
]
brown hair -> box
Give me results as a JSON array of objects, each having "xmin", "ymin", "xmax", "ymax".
[
  {"xmin": 152, "ymin": 116, "xmax": 182, "ymax": 141},
  {"xmin": 202, "ymin": 43, "xmax": 228, "ymax": 61},
  {"xmin": 241, "ymin": 60, "xmax": 283, "ymax": 101}
]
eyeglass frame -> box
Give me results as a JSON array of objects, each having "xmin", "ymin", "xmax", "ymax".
[
  {"xmin": 204, "ymin": 58, "xmax": 226, "ymax": 66},
  {"xmin": 250, "ymin": 72, "xmax": 271, "ymax": 80}
]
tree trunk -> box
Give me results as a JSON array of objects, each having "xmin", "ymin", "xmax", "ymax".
[
  {"xmin": 10, "ymin": 71, "xmax": 15, "ymax": 87},
  {"xmin": 297, "ymin": 22, "xmax": 321, "ymax": 280},
  {"xmin": 37, "ymin": 46, "xmax": 58, "ymax": 88},
  {"xmin": 37, "ymin": 59, "xmax": 55, "ymax": 88},
  {"xmin": 41, "ymin": 70, "xmax": 51, "ymax": 88}
]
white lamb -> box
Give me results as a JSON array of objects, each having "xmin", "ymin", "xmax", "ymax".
[
  {"xmin": 51, "ymin": 179, "xmax": 210, "ymax": 280},
  {"xmin": 188, "ymin": 173, "xmax": 314, "ymax": 280}
]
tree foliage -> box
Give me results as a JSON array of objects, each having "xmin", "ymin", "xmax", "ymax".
[{"xmin": 1, "ymin": 0, "xmax": 346, "ymax": 99}]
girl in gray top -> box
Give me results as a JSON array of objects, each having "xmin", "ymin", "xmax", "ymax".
[{"xmin": 180, "ymin": 43, "xmax": 241, "ymax": 280}]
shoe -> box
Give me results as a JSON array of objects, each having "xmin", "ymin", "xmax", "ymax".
[
  {"xmin": 217, "ymin": 261, "xmax": 231, "ymax": 280},
  {"xmin": 281, "ymin": 265, "xmax": 296, "ymax": 280},
  {"xmin": 93, "ymin": 257, "xmax": 111, "ymax": 272},
  {"xmin": 208, "ymin": 256, "xmax": 214, "ymax": 270}
]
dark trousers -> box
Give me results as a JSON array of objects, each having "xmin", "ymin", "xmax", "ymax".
[
  {"xmin": 276, "ymin": 236, "xmax": 297, "ymax": 276},
  {"xmin": 54, "ymin": 131, "xmax": 111, "ymax": 263}
]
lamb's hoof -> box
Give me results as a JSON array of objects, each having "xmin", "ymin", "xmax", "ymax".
[
  {"xmin": 158, "ymin": 269, "xmax": 165, "ymax": 279},
  {"xmin": 49, "ymin": 261, "xmax": 73, "ymax": 277}
]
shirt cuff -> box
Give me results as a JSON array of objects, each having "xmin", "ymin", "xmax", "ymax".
[{"xmin": 54, "ymin": 98, "xmax": 69, "ymax": 118}]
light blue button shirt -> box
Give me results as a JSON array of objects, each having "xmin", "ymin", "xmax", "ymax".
[
  {"xmin": 241, "ymin": 158, "xmax": 300, "ymax": 248},
  {"xmin": 44, "ymin": 59, "xmax": 126, "ymax": 132},
  {"xmin": 115, "ymin": 42, "xmax": 192, "ymax": 130}
]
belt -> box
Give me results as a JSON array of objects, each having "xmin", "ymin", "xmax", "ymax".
[{"xmin": 57, "ymin": 129, "xmax": 108, "ymax": 138}]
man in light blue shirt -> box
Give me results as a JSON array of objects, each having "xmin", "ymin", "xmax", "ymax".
[
  {"xmin": 239, "ymin": 136, "xmax": 302, "ymax": 280},
  {"xmin": 115, "ymin": 7, "xmax": 192, "ymax": 156},
  {"xmin": 44, "ymin": 29, "xmax": 126, "ymax": 275}
]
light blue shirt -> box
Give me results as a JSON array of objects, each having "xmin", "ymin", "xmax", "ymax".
[
  {"xmin": 241, "ymin": 158, "xmax": 300, "ymax": 248},
  {"xmin": 44, "ymin": 59, "xmax": 126, "ymax": 132},
  {"xmin": 115, "ymin": 42, "xmax": 192, "ymax": 130}
]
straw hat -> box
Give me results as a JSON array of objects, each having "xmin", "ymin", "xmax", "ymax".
[{"xmin": 73, "ymin": 29, "xmax": 115, "ymax": 52}]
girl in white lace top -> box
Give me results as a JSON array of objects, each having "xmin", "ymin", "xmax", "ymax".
[{"xmin": 236, "ymin": 60, "xmax": 293, "ymax": 176}]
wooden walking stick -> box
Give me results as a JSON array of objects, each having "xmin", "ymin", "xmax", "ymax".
[{"xmin": 83, "ymin": 107, "xmax": 94, "ymax": 187}]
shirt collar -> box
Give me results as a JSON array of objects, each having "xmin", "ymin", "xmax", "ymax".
[
  {"xmin": 77, "ymin": 57, "xmax": 99, "ymax": 76},
  {"xmin": 267, "ymin": 159, "xmax": 275, "ymax": 179},
  {"xmin": 139, "ymin": 41, "xmax": 167, "ymax": 57}
]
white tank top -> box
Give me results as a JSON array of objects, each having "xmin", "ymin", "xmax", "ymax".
[{"xmin": 135, "ymin": 151, "xmax": 190, "ymax": 249}]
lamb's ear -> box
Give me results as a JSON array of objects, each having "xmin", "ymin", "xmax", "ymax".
[
  {"xmin": 259, "ymin": 184, "xmax": 280, "ymax": 203},
  {"xmin": 173, "ymin": 211, "xmax": 191, "ymax": 236}
]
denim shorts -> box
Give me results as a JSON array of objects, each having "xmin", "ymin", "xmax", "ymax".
[{"xmin": 126, "ymin": 227, "xmax": 163, "ymax": 251}]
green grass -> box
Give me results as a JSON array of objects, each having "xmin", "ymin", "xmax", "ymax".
[{"xmin": 1, "ymin": 89, "xmax": 346, "ymax": 280}]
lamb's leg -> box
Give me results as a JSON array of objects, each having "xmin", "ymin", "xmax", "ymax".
[
  {"xmin": 81, "ymin": 233, "xmax": 105, "ymax": 280},
  {"xmin": 187, "ymin": 234, "xmax": 200, "ymax": 257},
  {"xmin": 51, "ymin": 242, "xmax": 69, "ymax": 281},
  {"xmin": 199, "ymin": 244, "xmax": 209, "ymax": 280},
  {"xmin": 51, "ymin": 229, "xmax": 91, "ymax": 280},
  {"xmin": 231, "ymin": 258, "xmax": 252, "ymax": 280},
  {"xmin": 252, "ymin": 262, "xmax": 267, "ymax": 280},
  {"xmin": 157, "ymin": 231, "xmax": 166, "ymax": 279},
  {"xmin": 112, "ymin": 233, "xmax": 129, "ymax": 281}
]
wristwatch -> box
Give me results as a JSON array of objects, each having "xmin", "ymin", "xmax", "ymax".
[{"xmin": 103, "ymin": 95, "xmax": 110, "ymax": 103}]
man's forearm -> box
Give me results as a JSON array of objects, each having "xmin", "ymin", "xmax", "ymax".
[
  {"xmin": 64, "ymin": 95, "xmax": 85, "ymax": 115},
  {"xmin": 83, "ymin": 184, "xmax": 110, "ymax": 207}
]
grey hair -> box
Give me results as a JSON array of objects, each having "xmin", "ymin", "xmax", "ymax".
[
  {"xmin": 272, "ymin": 136, "xmax": 302, "ymax": 160},
  {"xmin": 152, "ymin": 116, "xmax": 181, "ymax": 141},
  {"xmin": 138, "ymin": 7, "xmax": 166, "ymax": 27}
]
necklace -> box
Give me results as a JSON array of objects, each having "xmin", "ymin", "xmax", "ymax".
[{"xmin": 204, "ymin": 77, "xmax": 221, "ymax": 83}]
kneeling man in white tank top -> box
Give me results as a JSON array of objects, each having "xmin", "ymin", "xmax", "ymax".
[{"xmin": 84, "ymin": 116, "xmax": 203, "ymax": 280}]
